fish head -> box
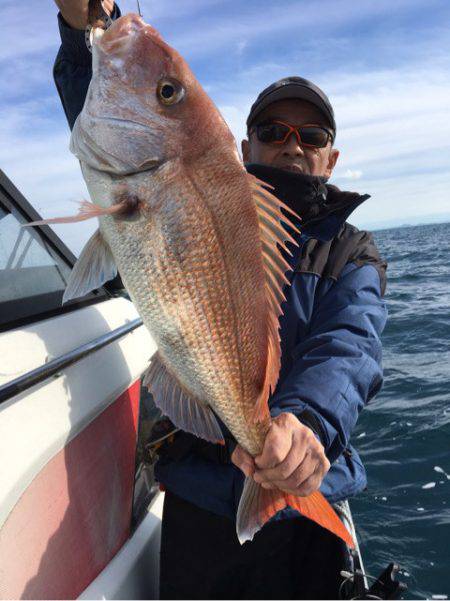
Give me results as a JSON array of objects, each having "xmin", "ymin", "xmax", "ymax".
[{"xmin": 72, "ymin": 13, "xmax": 235, "ymax": 179}]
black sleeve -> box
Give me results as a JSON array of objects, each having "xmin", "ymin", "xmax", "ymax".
[{"xmin": 53, "ymin": 5, "xmax": 121, "ymax": 130}]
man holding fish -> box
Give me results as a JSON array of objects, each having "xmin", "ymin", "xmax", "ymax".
[{"xmin": 52, "ymin": 2, "xmax": 387, "ymax": 598}]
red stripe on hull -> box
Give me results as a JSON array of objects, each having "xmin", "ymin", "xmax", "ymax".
[{"xmin": 0, "ymin": 380, "xmax": 140, "ymax": 600}]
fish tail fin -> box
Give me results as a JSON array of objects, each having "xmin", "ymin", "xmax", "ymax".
[{"xmin": 236, "ymin": 477, "xmax": 354, "ymax": 548}]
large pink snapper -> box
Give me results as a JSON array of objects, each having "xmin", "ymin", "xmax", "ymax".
[{"xmin": 34, "ymin": 14, "xmax": 353, "ymax": 547}]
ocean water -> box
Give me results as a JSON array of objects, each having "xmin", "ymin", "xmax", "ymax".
[{"xmin": 351, "ymin": 222, "xmax": 450, "ymax": 600}]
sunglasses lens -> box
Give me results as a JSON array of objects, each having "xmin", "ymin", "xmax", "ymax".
[
  {"xmin": 300, "ymin": 127, "xmax": 329, "ymax": 148},
  {"xmin": 256, "ymin": 123, "xmax": 290, "ymax": 143},
  {"xmin": 255, "ymin": 122, "xmax": 330, "ymax": 147}
]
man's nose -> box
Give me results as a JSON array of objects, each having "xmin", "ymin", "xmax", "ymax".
[{"xmin": 282, "ymin": 132, "xmax": 305, "ymax": 156}]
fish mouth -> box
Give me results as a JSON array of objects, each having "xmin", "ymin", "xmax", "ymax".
[{"xmin": 94, "ymin": 13, "xmax": 162, "ymax": 51}]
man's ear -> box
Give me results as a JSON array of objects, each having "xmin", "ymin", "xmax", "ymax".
[
  {"xmin": 324, "ymin": 147, "xmax": 339, "ymax": 179},
  {"xmin": 241, "ymin": 138, "xmax": 250, "ymax": 163}
]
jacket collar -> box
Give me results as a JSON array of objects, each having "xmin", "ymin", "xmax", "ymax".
[{"xmin": 245, "ymin": 163, "xmax": 370, "ymax": 241}]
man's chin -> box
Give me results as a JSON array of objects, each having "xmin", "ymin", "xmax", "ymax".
[{"xmin": 277, "ymin": 164, "xmax": 307, "ymax": 174}]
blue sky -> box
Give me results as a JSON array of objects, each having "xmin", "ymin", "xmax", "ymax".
[{"xmin": 1, "ymin": 0, "xmax": 450, "ymax": 254}]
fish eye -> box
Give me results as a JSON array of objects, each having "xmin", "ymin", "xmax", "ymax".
[{"xmin": 157, "ymin": 78, "xmax": 185, "ymax": 105}]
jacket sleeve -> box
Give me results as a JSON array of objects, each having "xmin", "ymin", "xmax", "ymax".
[
  {"xmin": 269, "ymin": 262, "xmax": 388, "ymax": 463},
  {"xmin": 53, "ymin": 5, "xmax": 121, "ymax": 130}
]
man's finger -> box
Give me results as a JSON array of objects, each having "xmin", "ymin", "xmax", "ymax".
[
  {"xmin": 270, "ymin": 450, "xmax": 316, "ymax": 489},
  {"xmin": 254, "ymin": 428, "xmax": 311, "ymax": 482},
  {"xmin": 89, "ymin": 0, "xmax": 113, "ymax": 26},
  {"xmin": 260, "ymin": 481, "xmax": 277, "ymax": 490},
  {"xmin": 103, "ymin": 0, "xmax": 114, "ymax": 15},
  {"xmin": 231, "ymin": 444, "xmax": 255, "ymax": 477},
  {"xmin": 254, "ymin": 421, "xmax": 293, "ymax": 470},
  {"xmin": 289, "ymin": 465, "xmax": 323, "ymax": 497}
]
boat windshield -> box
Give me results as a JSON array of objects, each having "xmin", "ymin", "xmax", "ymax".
[{"xmin": 0, "ymin": 203, "xmax": 72, "ymax": 329}]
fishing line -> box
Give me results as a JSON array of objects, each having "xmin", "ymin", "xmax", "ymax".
[{"xmin": 136, "ymin": 0, "xmax": 143, "ymax": 17}]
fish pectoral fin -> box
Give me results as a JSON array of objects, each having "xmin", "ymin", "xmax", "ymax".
[
  {"xmin": 143, "ymin": 352, "xmax": 225, "ymax": 445},
  {"xmin": 236, "ymin": 477, "xmax": 354, "ymax": 548},
  {"xmin": 23, "ymin": 199, "xmax": 129, "ymax": 227},
  {"xmin": 62, "ymin": 229, "xmax": 117, "ymax": 304}
]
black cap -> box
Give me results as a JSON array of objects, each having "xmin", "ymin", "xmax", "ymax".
[{"xmin": 246, "ymin": 76, "xmax": 336, "ymax": 139}]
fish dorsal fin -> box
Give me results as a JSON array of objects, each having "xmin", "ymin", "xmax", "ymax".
[
  {"xmin": 247, "ymin": 174, "xmax": 301, "ymax": 422},
  {"xmin": 143, "ymin": 352, "xmax": 225, "ymax": 444},
  {"xmin": 62, "ymin": 229, "xmax": 117, "ymax": 304}
]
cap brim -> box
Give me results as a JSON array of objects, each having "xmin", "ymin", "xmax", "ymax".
[{"xmin": 248, "ymin": 84, "xmax": 335, "ymax": 132}]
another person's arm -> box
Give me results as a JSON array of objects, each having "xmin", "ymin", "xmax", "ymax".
[
  {"xmin": 53, "ymin": 0, "xmax": 118, "ymax": 129},
  {"xmin": 232, "ymin": 261, "xmax": 387, "ymax": 496}
]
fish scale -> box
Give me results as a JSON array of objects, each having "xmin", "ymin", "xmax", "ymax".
[
  {"xmin": 157, "ymin": 181, "xmax": 263, "ymax": 451},
  {"xmin": 186, "ymin": 169, "xmax": 270, "ymax": 454},
  {"xmin": 161, "ymin": 182, "xmax": 243, "ymax": 399}
]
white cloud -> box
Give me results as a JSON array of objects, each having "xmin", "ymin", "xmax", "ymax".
[
  {"xmin": 342, "ymin": 169, "xmax": 363, "ymax": 180},
  {"xmin": 236, "ymin": 40, "xmax": 248, "ymax": 57},
  {"xmin": 120, "ymin": 0, "xmax": 226, "ymax": 20},
  {"xmin": 0, "ymin": 97, "xmax": 92, "ymax": 255},
  {"xmin": 0, "ymin": 2, "xmax": 59, "ymax": 62},
  {"xmin": 159, "ymin": 0, "xmax": 439, "ymax": 58}
]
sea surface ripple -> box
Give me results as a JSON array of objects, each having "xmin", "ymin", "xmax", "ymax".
[{"xmin": 351, "ymin": 222, "xmax": 450, "ymax": 600}]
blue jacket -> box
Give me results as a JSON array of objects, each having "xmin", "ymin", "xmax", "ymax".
[
  {"xmin": 54, "ymin": 9, "xmax": 388, "ymax": 521},
  {"xmin": 154, "ymin": 166, "xmax": 387, "ymax": 519}
]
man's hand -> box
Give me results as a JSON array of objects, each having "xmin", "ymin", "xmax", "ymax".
[
  {"xmin": 231, "ymin": 412, "xmax": 330, "ymax": 496},
  {"xmin": 54, "ymin": 0, "xmax": 114, "ymax": 30}
]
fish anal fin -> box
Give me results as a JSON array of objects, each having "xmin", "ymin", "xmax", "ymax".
[
  {"xmin": 62, "ymin": 229, "xmax": 117, "ymax": 304},
  {"xmin": 143, "ymin": 352, "xmax": 225, "ymax": 444},
  {"xmin": 236, "ymin": 477, "xmax": 354, "ymax": 548},
  {"xmin": 247, "ymin": 173, "xmax": 301, "ymax": 423}
]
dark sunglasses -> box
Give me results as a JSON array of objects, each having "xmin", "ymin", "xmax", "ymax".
[{"xmin": 252, "ymin": 120, "xmax": 333, "ymax": 148}]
